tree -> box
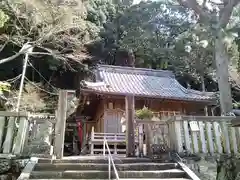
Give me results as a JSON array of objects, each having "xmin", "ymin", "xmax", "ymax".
[
  {"xmin": 99, "ymin": 1, "xmax": 193, "ymax": 68},
  {"xmin": 172, "ymin": 24, "xmax": 215, "ymax": 90},
  {"xmin": 0, "ymin": 0, "xmax": 126, "ymax": 112},
  {"xmin": 176, "ymin": 0, "xmax": 240, "ymax": 114}
]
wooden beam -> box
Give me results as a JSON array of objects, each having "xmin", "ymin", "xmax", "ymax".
[
  {"xmin": 168, "ymin": 115, "xmax": 235, "ymax": 122},
  {"xmin": 29, "ymin": 118, "xmax": 56, "ymax": 124},
  {"xmin": 0, "ymin": 111, "xmax": 27, "ymax": 117},
  {"xmin": 231, "ymin": 118, "xmax": 240, "ymax": 127},
  {"xmin": 125, "ymin": 95, "xmax": 135, "ymax": 157},
  {"xmin": 53, "ymin": 90, "xmax": 68, "ymax": 159}
]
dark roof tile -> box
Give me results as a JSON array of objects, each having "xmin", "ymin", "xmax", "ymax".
[{"xmin": 82, "ymin": 65, "xmax": 216, "ymax": 102}]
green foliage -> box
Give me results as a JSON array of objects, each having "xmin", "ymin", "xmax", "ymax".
[
  {"xmin": 0, "ymin": 0, "xmax": 125, "ymax": 111},
  {"xmin": 99, "ymin": 1, "xmax": 212, "ymax": 77},
  {"xmin": 0, "ymin": 0, "xmax": 123, "ymax": 71},
  {"xmin": 0, "ymin": 9, "xmax": 9, "ymax": 28},
  {"xmin": 0, "ymin": 81, "xmax": 11, "ymax": 110},
  {"xmin": 0, "ymin": 81, "xmax": 10, "ymax": 94},
  {"xmin": 136, "ymin": 106, "xmax": 153, "ymax": 119},
  {"xmin": 233, "ymin": 102, "xmax": 240, "ymax": 109},
  {"xmin": 172, "ymin": 24, "xmax": 215, "ymax": 79},
  {"xmin": 1, "ymin": 0, "xmax": 240, "ymax": 112}
]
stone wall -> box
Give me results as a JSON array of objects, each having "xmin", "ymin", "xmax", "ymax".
[
  {"xmin": 0, "ymin": 158, "xmax": 28, "ymax": 180},
  {"xmin": 0, "ymin": 121, "xmax": 53, "ymax": 180},
  {"xmin": 183, "ymin": 155, "xmax": 240, "ymax": 180}
]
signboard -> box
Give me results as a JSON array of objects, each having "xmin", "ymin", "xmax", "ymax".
[{"xmin": 189, "ymin": 121, "xmax": 200, "ymax": 132}]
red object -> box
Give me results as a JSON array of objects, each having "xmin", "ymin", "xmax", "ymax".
[{"xmin": 76, "ymin": 121, "xmax": 83, "ymax": 148}]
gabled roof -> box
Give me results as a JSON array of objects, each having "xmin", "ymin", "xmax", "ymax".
[{"xmin": 82, "ymin": 65, "xmax": 216, "ymax": 103}]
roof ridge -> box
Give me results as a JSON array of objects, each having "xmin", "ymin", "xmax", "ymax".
[{"xmin": 98, "ymin": 64, "xmax": 175, "ymax": 78}]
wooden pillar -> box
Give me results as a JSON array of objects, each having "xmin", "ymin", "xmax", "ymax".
[
  {"xmin": 125, "ymin": 95, "xmax": 135, "ymax": 157},
  {"xmin": 145, "ymin": 124, "xmax": 152, "ymax": 156},
  {"xmin": 53, "ymin": 90, "xmax": 68, "ymax": 159},
  {"xmin": 138, "ymin": 124, "xmax": 144, "ymax": 157},
  {"xmin": 0, "ymin": 116, "xmax": 6, "ymax": 150},
  {"xmin": 13, "ymin": 116, "xmax": 29, "ymax": 154}
]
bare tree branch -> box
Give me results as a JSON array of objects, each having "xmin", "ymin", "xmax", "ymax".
[
  {"xmin": 0, "ymin": 40, "xmax": 9, "ymax": 53},
  {"xmin": 0, "ymin": 43, "xmax": 33, "ymax": 64}
]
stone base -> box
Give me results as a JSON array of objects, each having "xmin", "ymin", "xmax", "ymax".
[
  {"xmin": 0, "ymin": 159, "xmax": 11, "ymax": 174},
  {"xmin": 0, "ymin": 158, "xmax": 29, "ymax": 180},
  {"xmin": 23, "ymin": 141, "xmax": 51, "ymax": 156}
]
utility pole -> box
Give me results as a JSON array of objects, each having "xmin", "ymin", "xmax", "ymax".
[{"xmin": 16, "ymin": 44, "xmax": 33, "ymax": 112}]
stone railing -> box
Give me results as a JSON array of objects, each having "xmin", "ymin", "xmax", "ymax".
[
  {"xmin": 135, "ymin": 117, "xmax": 171, "ymax": 158},
  {"xmin": 134, "ymin": 115, "xmax": 240, "ymax": 157},
  {"xmin": 0, "ymin": 111, "xmax": 55, "ymax": 157},
  {"xmin": 23, "ymin": 114, "xmax": 56, "ymax": 157},
  {"xmin": 168, "ymin": 116, "xmax": 237, "ymax": 155}
]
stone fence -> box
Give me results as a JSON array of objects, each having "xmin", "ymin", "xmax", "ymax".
[{"xmin": 0, "ymin": 111, "xmax": 55, "ymax": 157}]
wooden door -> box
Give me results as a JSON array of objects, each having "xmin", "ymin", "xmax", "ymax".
[{"xmin": 104, "ymin": 110, "xmax": 122, "ymax": 133}]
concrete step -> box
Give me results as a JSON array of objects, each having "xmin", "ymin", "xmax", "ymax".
[
  {"xmin": 114, "ymin": 179, "xmax": 191, "ymax": 180},
  {"xmin": 29, "ymin": 178, "xmax": 191, "ymax": 180},
  {"xmin": 30, "ymin": 169, "xmax": 186, "ymax": 179},
  {"xmin": 30, "ymin": 170, "xmax": 109, "ymax": 179},
  {"xmin": 34, "ymin": 163, "xmax": 178, "ymax": 171},
  {"xmin": 118, "ymin": 170, "xmax": 187, "ymax": 178},
  {"xmin": 37, "ymin": 157, "xmax": 152, "ymax": 164}
]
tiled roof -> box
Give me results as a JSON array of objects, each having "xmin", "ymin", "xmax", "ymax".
[{"xmin": 82, "ymin": 65, "xmax": 216, "ymax": 102}]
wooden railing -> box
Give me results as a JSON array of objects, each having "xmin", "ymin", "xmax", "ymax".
[
  {"xmin": 0, "ymin": 111, "xmax": 55, "ymax": 157},
  {"xmin": 90, "ymin": 127, "xmax": 126, "ymax": 154},
  {"xmin": 168, "ymin": 116, "xmax": 237, "ymax": 154}
]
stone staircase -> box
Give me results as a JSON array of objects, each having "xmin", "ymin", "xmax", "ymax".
[{"xmin": 25, "ymin": 156, "xmax": 194, "ymax": 180}]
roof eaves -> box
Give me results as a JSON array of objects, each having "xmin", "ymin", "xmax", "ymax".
[{"xmin": 81, "ymin": 88, "xmax": 216, "ymax": 104}]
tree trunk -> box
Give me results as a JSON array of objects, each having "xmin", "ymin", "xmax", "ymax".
[
  {"xmin": 201, "ymin": 75, "xmax": 208, "ymax": 116},
  {"xmin": 215, "ymin": 31, "xmax": 232, "ymax": 115}
]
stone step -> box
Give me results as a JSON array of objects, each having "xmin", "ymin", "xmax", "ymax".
[
  {"xmin": 29, "ymin": 178, "xmax": 191, "ymax": 180},
  {"xmin": 38, "ymin": 157, "xmax": 152, "ymax": 164},
  {"xmin": 118, "ymin": 170, "xmax": 187, "ymax": 178},
  {"xmin": 30, "ymin": 169, "xmax": 186, "ymax": 179},
  {"xmin": 116, "ymin": 179, "xmax": 191, "ymax": 180},
  {"xmin": 34, "ymin": 163, "xmax": 178, "ymax": 171}
]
